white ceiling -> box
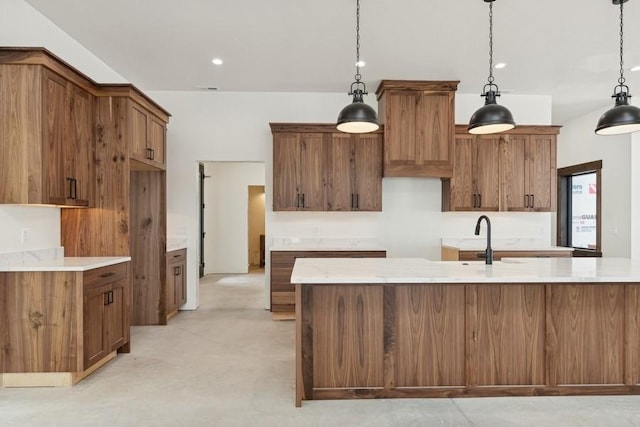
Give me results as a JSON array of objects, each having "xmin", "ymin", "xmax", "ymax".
[{"xmin": 25, "ymin": 0, "xmax": 640, "ymax": 123}]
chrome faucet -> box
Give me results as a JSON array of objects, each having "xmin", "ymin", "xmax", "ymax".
[{"xmin": 474, "ymin": 215, "xmax": 493, "ymax": 265}]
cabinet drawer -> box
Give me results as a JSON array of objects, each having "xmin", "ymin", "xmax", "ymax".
[
  {"xmin": 167, "ymin": 249, "xmax": 186, "ymax": 264},
  {"xmin": 84, "ymin": 262, "xmax": 128, "ymax": 289}
]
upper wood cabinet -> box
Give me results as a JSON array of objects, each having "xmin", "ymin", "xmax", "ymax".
[
  {"xmin": 376, "ymin": 80, "xmax": 458, "ymax": 178},
  {"xmin": 501, "ymin": 133, "xmax": 557, "ymax": 212},
  {"xmin": 270, "ymin": 123, "xmax": 383, "ymax": 212},
  {"xmin": 130, "ymin": 101, "xmax": 167, "ymax": 170},
  {"xmin": 443, "ymin": 132, "xmax": 500, "ymax": 211},
  {"xmin": 442, "ymin": 125, "xmax": 560, "ymax": 212},
  {"xmin": 327, "ymin": 132, "xmax": 382, "ymax": 211},
  {"xmin": 0, "ymin": 64, "xmax": 95, "ymax": 206}
]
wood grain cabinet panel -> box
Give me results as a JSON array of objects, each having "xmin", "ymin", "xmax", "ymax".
[
  {"xmin": 501, "ymin": 134, "xmax": 557, "ymax": 212},
  {"xmin": 312, "ymin": 285, "xmax": 384, "ymax": 388},
  {"xmin": 271, "ymin": 124, "xmax": 382, "ymax": 212},
  {"xmin": 0, "ymin": 64, "xmax": 94, "ymax": 206},
  {"xmin": 376, "ymin": 80, "xmax": 458, "ymax": 178},
  {"xmin": 395, "ymin": 285, "xmax": 465, "ymax": 387},
  {"xmin": 166, "ymin": 249, "xmax": 187, "ymax": 319},
  {"xmin": 129, "ymin": 101, "xmax": 167, "ymax": 170}
]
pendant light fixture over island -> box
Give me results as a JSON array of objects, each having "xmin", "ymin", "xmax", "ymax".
[
  {"xmin": 336, "ymin": 0, "xmax": 379, "ymax": 134},
  {"xmin": 595, "ymin": 0, "xmax": 640, "ymax": 135},
  {"xmin": 468, "ymin": 0, "xmax": 515, "ymax": 135}
]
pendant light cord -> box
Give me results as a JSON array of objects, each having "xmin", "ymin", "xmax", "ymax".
[
  {"xmin": 355, "ymin": 0, "xmax": 362, "ymax": 83},
  {"xmin": 488, "ymin": 1, "xmax": 494, "ymax": 84},
  {"xmin": 618, "ymin": 0, "xmax": 625, "ymax": 86}
]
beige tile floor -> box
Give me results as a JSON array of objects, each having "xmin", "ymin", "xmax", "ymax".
[{"xmin": 2, "ymin": 271, "xmax": 640, "ymax": 426}]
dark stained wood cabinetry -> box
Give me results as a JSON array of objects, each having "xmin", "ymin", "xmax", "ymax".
[
  {"xmin": 130, "ymin": 101, "xmax": 166, "ymax": 170},
  {"xmin": 0, "ymin": 262, "xmax": 130, "ymax": 385},
  {"xmin": 166, "ymin": 249, "xmax": 187, "ymax": 319},
  {"xmin": 271, "ymin": 250, "xmax": 386, "ymax": 318},
  {"xmin": 270, "ymin": 123, "xmax": 383, "ymax": 212},
  {"xmin": 0, "ymin": 62, "xmax": 95, "ymax": 206},
  {"xmin": 442, "ymin": 125, "xmax": 560, "ymax": 212},
  {"xmin": 83, "ymin": 263, "xmax": 129, "ymax": 369},
  {"xmin": 376, "ymin": 80, "xmax": 458, "ymax": 178}
]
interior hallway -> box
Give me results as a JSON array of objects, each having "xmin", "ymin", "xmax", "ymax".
[{"xmin": 2, "ymin": 272, "xmax": 640, "ymax": 426}]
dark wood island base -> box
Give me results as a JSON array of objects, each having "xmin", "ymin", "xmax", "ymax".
[{"xmin": 295, "ymin": 282, "xmax": 640, "ymax": 406}]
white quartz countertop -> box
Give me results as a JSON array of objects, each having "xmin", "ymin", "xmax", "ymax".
[
  {"xmin": 270, "ymin": 237, "xmax": 386, "ymax": 252},
  {"xmin": 290, "ymin": 257, "xmax": 640, "ymax": 284},
  {"xmin": 442, "ymin": 244, "xmax": 573, "ymax": 252},
  {"xmin": 0, "ymin": 257, "xmax": 131, "ymax": 272},
  {"xmin": 167, "ymin": 238, "xmax": 188, "ymax": 252}
]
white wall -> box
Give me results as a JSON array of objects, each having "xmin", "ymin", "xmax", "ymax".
[
  {"xmin": 203, "ymin": 162, "xmax": 265, "ymax": 274},
  {"xmin": 557, "ymin": 108, "xmax": 631, "ymax": 257},
  {"xmin": 0, "ymin": 206, "xmax": 60, "ymax": 253}
]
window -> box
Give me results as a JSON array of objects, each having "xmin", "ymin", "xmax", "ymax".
[{"xmin": 557, "ymin": 161, "xmax": 602, "ymax": 257}]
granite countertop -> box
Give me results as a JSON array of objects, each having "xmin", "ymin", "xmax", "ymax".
[
  {"xmin": 0, "ymin": 256, "xmax": 132, "ymax": 272},
  {"xmin": 290, "ymin": 257, "xmax": 640, "ymax": 284}
]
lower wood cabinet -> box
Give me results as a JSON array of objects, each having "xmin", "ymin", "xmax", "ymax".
[
  {"xmin": 166, "ymin": 249, "xmax": 187, "ymax": 319},
  {"xmin": 83, "ymin": 263, "xmax": 130, "ymax": 369},
  {"xmin": 270, "ymin": 250, "xmax": 386, "ymax": 317},
  {"xmin": 0, "ymin": 261, "xmax": 130, "ymax": 384}
]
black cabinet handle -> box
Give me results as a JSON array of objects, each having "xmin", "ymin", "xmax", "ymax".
[
  {"xmin": 351, "ymin": 194, "xmax": 355, "ymax": 209},
  {"xmin": 524, "ymin": 194, "xmax": 529, "ymax": 208},
  {"xmin": 173, "ymin": 254, "xmax": 181, "ymax": 258},
  {"xmin": 301, "ymin": 193, "xmax": 305, "ymax": 208},
  {"xmin": 99, "ymin": 272, "xmax": 115, "ymax": 278},
  {"xmin": 530, "ymin": 194, "xmax": 535, "ymax": 208},
  {"xmin": 150, "ymin": 149, "xmax": 155, "ymax": 160},
  {"xmin": 174, "ymin": 266, "xmax": 181, "ymax": 276},
  {"xmin": 296, "ymin": 193, "xmax": 301, "ymax": 208},
  {"xmin": 478, "ymin": 193, "xmax": 482, "ymax": 208},
  {"xmin": 67, "ymin": 177, "xmax": 74, "ymax": 199},
  {"xmin": 110, "ymin": 290, "xmax": 114, "ymax": 304},
  {"xmin": 104, "ymin": 292, "xmax": 110, "ymax": 306},
  {"xmin": 146, "ymin": 148, "xmax": 154, "ymax": 160}
]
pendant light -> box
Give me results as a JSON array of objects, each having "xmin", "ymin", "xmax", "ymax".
[
  {"xmin": 468, "ymin": 0, "xmax": 515, "ymax": 135},
  {"xmin": 595, "ymin": 0, "xmax": 640, "ymax": 135},
  {"xmin": 337, "ymin": 0, "xmax": 379, "ymax": 134}
]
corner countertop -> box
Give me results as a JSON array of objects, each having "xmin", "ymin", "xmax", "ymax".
[
  {"xmin": 167, "ymin": 238, "xmax": 188, "ymax": 252},
  {"xmin": 0, "ymin": 256, "xmax": 131, "ymax": 272},
  {"xmin": 291, "ymin": 257, "xmax": 640, "ymax": 284},
  {"xmin": 270, "ymin": 237, "xmax": 386, "ymax": 252}
]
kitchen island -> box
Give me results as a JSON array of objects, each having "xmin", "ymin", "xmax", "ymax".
[{"xmin": 291, "ymin": 257, "xmax": 640, "ymax": 406}]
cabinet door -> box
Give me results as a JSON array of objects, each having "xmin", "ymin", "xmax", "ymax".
[
  {"xmin": 448, "ymin": 134, "xmax": 475, "ymax": 210},
  {"xmin": 475, "ymin": 135, "xmax": 501, "ymax": 211},
  {"xmin": 298, "ymin": 133, "xmax": 325, "ymax": 211},
  {"xmin": 501, "ymin": 135, "xmax": 529, "ymax": 211},
  {"xmin": 273, "ymin": 133, "xmax": 301, "ymax": 211},
  {"xmin": 83, "ymin": 283, "xmax": 109, "ymax": 369},
  {"xmin": 149, "ymin": 115, "xmax": 166, "ymax": 167},
  {"xmin": 105, "ymin": 280, "xmax": 127, "ymax": 352},
  {"xmin": 383, "ymin": 91, "xmax": 417, "ymax": 169},
  {"xmin": 166, "ymin": 259, "xmax": 178, "ymax": 314},
  {"xmin": 42, "ymin": 69, "xmax": 68, "ymax": 204},
  {"xmin": 130, "ymin": 102, "xmax": 150, "ymax": 160},
  {"xmin": 415, "ymin": 92, "xmax": 453, "ymax": 168},
  {"xmin": 353, "ymin": 133, "xmax": 382, "ymax": 211},
  {"xmin": 526, "ymin": 135, "xmax": 556, "ymax": 211},
  {"xmin": 67, "ymin": 83, "xmax": 94, "ymax": 206},
  {"xmin": 327, "ymin": 133, "xmax": 354, "ymax": 211},
  {"xmin": 176, "ymin": 261, "xmax": 186, "ymax": 307}
]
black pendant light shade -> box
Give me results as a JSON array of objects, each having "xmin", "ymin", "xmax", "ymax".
[
  {"xmin": 468, "ymin": 90, "xmax": 515, "ymax": 134},
  {"xmin": 337, "ymin": 87, "xmax": 379, "ymax": 133},
  {"xmin": 468, "ymin": 0, "xmax": 515, "ymax": 135},
  {"xmin": 595, "ymin": 0, "xmax": 640, "ymax": 135},
  {"xmin": 337, "ymin": 0, "xmax": 379, "ymax": 134}
]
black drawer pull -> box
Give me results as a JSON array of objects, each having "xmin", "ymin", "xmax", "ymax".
[
  {"xmin": 173, "ymin": 254, "xmax": 181, "ymax": 258},
  {"xmin": 99, "ymin": 272, "xmax": 115, "ymax": 278},
  {"xmin": 174, "ymin": 266, "xmax": 182, "ymax": 276}
]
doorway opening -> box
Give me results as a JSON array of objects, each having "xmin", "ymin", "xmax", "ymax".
[{"xmin": 248, "ymin": 185, "xmax": 266, "ymax": 272}]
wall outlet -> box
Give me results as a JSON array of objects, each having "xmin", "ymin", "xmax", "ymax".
[{"xmin": 21, "ymin": 228, "xmax": 30, "ymax": 244}]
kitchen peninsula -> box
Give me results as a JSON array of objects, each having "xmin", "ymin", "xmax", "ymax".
[{"xmin": 291, "ymin": 257, "xmax": 640, "ymax": 406}]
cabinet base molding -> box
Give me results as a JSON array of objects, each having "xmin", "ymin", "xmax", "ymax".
[
  {"xmin": 166, "ymin": 309, "xmax": 179, "ymax": 320},
  {"xmin": 272, "ymin": 312, "xmax": 296, "ymax": 321},
  {"xmin": 1, "ymin": 351, "xmax": 116, "ymax": 388}
]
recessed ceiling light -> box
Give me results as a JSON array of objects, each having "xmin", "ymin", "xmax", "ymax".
[
  {"xmin": 631, "ymin": 65, "xmax": 640, "ymax": 72},
  {"xmin": 355, "ymin": 60, "xmax": 366, "ymax": 67},
  {"xmin": 211, "ymin": 58, "xmax": 223, "ymax": 65},
  {"xmin": 494, "ymin": 62, "xmax": 507, "ymax": 69}
]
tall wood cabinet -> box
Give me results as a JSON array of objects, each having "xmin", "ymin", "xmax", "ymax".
[
  {"xmin": 270, "ymin": 123, "xmax": 383, "ymax": 212},
  {"xmin": 0, "ymin": 61, "xmax": 94, "ymax": 206},
  {"xmin": 376, "ymin": 80, "xmax": 458, "ymax": 178},
  {"xmin": 442, "ymin": 125, "xmax": 560, "ymax": 212}
]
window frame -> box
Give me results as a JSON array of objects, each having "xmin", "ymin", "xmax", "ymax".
[{"xmin": 556, "ymin": 160, "xmax": 602, "ymax": 257}]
